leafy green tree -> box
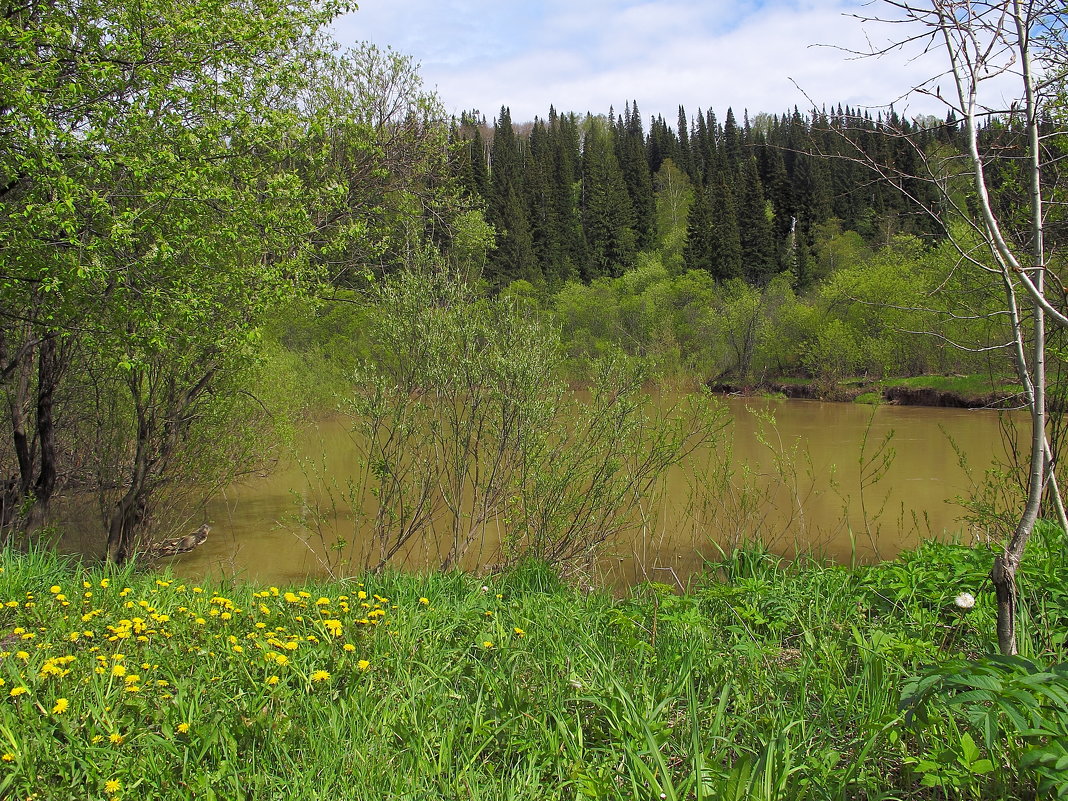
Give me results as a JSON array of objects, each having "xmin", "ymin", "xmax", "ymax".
[
  {"xmin": 653, "ymin": 159, "xmax": 694, "ymax": 273},
  {"xmin": 0, "ymin": 0, "xmax": 348, "ymax": 553}
]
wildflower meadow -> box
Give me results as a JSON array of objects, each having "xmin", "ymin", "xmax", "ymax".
[{"xmin": 1, "ymin": 528, "xmax": 1066, "ymax": 799}]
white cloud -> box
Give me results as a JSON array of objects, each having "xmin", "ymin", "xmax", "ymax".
[{"xmin": 331, "ymin": 0, "xmax": 1014, "ymax": 126}]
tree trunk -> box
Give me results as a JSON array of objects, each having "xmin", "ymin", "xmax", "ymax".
[
  {"xmin": 989, "ymin": 0, "xmax": 1050, "ymax": 657},
  {"xmin": 106, "ymin": 485, "xmax": 151, "ymax": 565},
  {"xmin": 25, "ymin": 335, "xmax": 59, "ymax": 531}
]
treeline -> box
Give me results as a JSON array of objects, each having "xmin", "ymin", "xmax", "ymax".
[{"xmin": 450, "ymin": 103, "xmax": 961, "ymax": 288}]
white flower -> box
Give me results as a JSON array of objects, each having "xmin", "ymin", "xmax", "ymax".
[{"xmin": 954, "ymin": 592, "xmax": 976, "ymax": 610}]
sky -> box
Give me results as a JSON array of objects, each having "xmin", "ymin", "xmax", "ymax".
[{"xmin": 330, "ymin": 0, "xmax": 965, "ymax": 126}]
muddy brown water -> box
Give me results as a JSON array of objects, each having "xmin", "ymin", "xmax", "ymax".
[{"xmin": 131, "ymin": 396, "xmax": 1023, "ymax": 589}]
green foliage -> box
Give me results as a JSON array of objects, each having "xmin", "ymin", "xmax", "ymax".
[
  {"xmin": 903, "ymin": 658, "xmax": 1068, "ymax": 797},
  {"xmin": 294, "ymin": 262, "xmax": 726, "ymax": 574},
  {"xmin": 3, "ymin": 526, "xmax": 1064, "ymax": 799},
  {"xmin": 1, "ymin": 4, "xmax": 467, "ymax": 558},
  {"xmin": 653, "ymin": 159, "xmax": 694, "ymax": 273},
  {"xmin": 549, "ymin": 229, "xmax": 1012, "ymax": 385}
]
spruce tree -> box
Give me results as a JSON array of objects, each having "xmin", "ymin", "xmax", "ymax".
[
  {"xmin": 736, "ymin": 155, "xmax": 776, "ymax": 284},
  {"xmin": 682, "ymin": 183, "xmax": 715, "ymax": 273},
  {"xmin": 581, "ymin": 116, "xmax": 636, "ymax": 279},
  {"xmin": 709, "ymin": 172, "xmax": 743, "ymax": 280},
  {"xmin": 618, "ymin": 101, "xmax": 655, "ymax": 250},
  {"xmin": 676, "ymin": 106, "xmax": 694, "ymax": 180},
  {"xmin": 487, "ymin": 106, "xmax": 537, "ymax": 284}
]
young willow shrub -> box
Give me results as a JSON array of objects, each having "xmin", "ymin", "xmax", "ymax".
[{"xmin": 316, "ymin": 262, "xmax": 726, "ymax": 574}]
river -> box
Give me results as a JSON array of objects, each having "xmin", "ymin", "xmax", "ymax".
[{"xmin": 146, "ymin": 396, "xmax": 1023, "ymax": 589}]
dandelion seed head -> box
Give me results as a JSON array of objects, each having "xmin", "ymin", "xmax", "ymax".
[{"xmin": 954, "ymin": 592, "xmax": 976, "ymax": 610}]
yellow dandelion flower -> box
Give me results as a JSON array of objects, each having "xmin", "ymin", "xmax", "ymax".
[
  {"xmin": 310, "ymin": 670, "xmax": 330, "ymax": 682},
  {"xmin": 111, "ymin": 664, "xmax": 126, "ymax": 677},
  {"xmin": 104, "ymin": 778, "xmax": 121, "ymax": 794},
  {"xmin": 51, "ymin": 698, "xmax": 69, "ymax": 714},
  {"xmin": 275, "ymin": 655, "xmax": 289, "ymax": 667},
  {"xmin": 513, "ymin": 627, "xmax": 525, "ymax": 637},
  {"xmin": 14, "ymin": 651, "xmax": 28, "ymax": 661},
  {"xmin": 9, "ymin": 687, "xmax": 27, "ymax": 697},
  {"xmin": 177, "ymin": 722, "xmax": 190, "ymax": 734},
  {"xmin": 49, "ymin": 585, "xmax": 61, "ymax": 594},
  {"xmin": 266, "ymin": 675, "xmax": 280, "ymax": 686},
  {"xmin": 0, "ymin": 753, "xmax": 13, "ymax": 762},
  {"xmin": 343, "ymin": 643, "xmax": 356, "ymax": 652},
  {"xmin": 108, "ymin": 733, "xmax": 124, "ymax": 745},
  {"xmin": 418, "ymin": 597, "xmax": 429, "ymax": 605},
  {"xmin": 357, "ymin": 659, "xmax": 370, "ymax": 671},
  {"xmin": 482, "ymin": 641, "xmax": 494, "ymax": 649}
]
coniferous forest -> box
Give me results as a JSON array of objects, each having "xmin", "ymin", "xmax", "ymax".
[{"xmin": 450, "ymin": 103, "xmax": 958, "ymax": 288}]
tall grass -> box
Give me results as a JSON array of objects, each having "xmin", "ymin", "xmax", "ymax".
[{"xmin": 0, "ymin": 529, "xmax": 1064, "ymax": 800}]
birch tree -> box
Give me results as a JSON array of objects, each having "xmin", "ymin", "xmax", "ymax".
[{"xmin": 843, "ymin": 0, "xmax": 1067, "ymax": 653}]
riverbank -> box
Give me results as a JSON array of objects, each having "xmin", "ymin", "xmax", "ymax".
[
  {"xmin": 710, "ymin": 374, "xmax": 1024, "ymax": 409},
  {"xmin": 1, "ymin": 533, "xmax": 1065, "ymax": 799}
]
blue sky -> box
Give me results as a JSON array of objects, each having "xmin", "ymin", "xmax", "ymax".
[{"xmin": 332, "ymin": 0, "xmax": 956, "ymax": 124}]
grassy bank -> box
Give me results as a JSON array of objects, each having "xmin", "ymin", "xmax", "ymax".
[
  {"xmin": 716, "ymin": 374, "xmax": 1025, "ymax": 408},
  {"xmin": 1, "ymin": 532, "xmax": 1066, "ymax": 800}
]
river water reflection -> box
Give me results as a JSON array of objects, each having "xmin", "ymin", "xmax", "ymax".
[{"xmin": 167, "ymin": 396, "xmax": 1021, "ymax": 588}]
